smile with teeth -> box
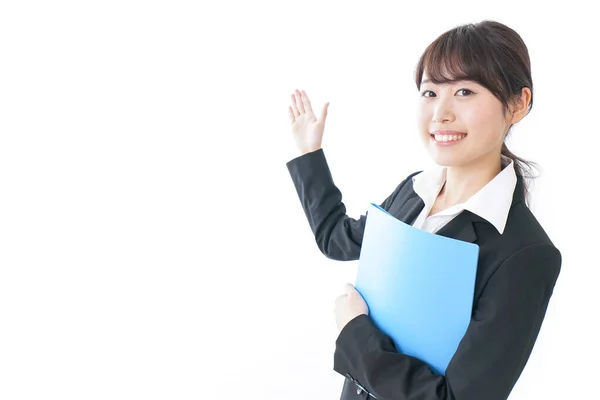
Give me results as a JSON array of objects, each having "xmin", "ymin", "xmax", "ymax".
[{"xmin": 432, "ymin": 133, "xmax": 467, "ymax": 142}]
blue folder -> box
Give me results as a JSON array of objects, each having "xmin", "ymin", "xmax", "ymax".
[{"xmin": 354, "ymin": 203, "xmax": 479, "ymax": 375}]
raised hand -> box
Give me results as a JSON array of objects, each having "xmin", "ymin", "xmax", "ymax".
[{"xmin": 288, "ymin": 89, "xmax": 329, "ymax": 156}]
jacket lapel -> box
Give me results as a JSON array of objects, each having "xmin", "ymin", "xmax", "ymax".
[
  {"xmin": 396, "ymin": 195, "xmax": 425, "ymax": 226},
  {"xmin": 435, "ymin": 210, "xmax": 480, "ymax": 243}
]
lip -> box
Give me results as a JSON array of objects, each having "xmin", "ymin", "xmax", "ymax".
[{"xmin": 430, "ymin": 130, "xmax": 467, "ymax": 146}]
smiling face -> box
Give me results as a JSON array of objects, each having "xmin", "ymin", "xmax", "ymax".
[{"xmin": 417, "ymin": 73, "xmax": 512, "ymax": 168}]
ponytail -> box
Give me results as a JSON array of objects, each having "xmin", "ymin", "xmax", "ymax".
[{"xmin": 501, "ymin": 142, "xmax": 539, "ymax": 206}]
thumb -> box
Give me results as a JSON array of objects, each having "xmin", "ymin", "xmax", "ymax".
[
  {"xmin": 319, "ymin": 102, "xmax": 329, "ymax": 125},
  {"xmin": 344, "ymin": 283, "xmax": 354, "ymax": 294}
]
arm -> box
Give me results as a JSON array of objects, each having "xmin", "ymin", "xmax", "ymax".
[
  {"xmin": 286, "ymin": 149, "xmax": 407, "ymax": 261},
  {"xmin": 333, "ymin": 244, "xmax": 561, "ymax": 400}
]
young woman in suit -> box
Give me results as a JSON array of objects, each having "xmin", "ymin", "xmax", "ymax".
[{"xmin": 286, "ymin": 20, "xmax": 561, "ymax": 400}]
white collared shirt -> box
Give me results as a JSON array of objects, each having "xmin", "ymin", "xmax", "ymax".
[{"xmin": 411, "ymin": 156, "xmax": 517, "ymax": 235}]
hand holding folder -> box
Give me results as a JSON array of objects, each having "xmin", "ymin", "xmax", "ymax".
[{"xmin": 354, "ymin": 203, "xmax": 480, "ymax": 375}]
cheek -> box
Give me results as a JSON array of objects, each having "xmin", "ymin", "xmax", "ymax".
[
  {"xmin": 463, "ymin": 104, "xmax": 487, "ymax": 129},
  {"xmin": 464, "ymin": 105, "xmax": 503, "ymax": 137},
  {"xmin": 463, "ymin": 106, "xmax": 503, "ymax": 147}
]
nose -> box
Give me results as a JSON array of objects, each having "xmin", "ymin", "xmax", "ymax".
[{"xmin": 432, "ymin": 96, "xmax": 455, "ymax": 123}]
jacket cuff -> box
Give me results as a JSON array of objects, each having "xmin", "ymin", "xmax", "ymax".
[
  {"xmin": 334, "ymin": 314, "xmax": 393, "ymax": 377},
  {"xmin": 286, "ymin": 148, "xmax": 332, "ymax": 183}
]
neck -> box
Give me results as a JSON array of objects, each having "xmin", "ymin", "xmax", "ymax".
[{"xmin": 440, "ymin": 152, "xmax": 503, "ymax": 206}]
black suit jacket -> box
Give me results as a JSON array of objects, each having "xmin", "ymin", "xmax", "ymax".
[{"xmin": 286, "ymin": 149, "xmax": 561, "ymax": 400}]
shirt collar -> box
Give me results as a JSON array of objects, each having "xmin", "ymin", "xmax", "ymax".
[{"xmin": 412, "ymin": 156, "xmax": 517, "ymax": 234}]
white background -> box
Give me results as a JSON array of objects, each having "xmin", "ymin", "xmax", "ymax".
[{"xmin": 1, "ymin": 1, "xmax": 598, "ymax": 399}]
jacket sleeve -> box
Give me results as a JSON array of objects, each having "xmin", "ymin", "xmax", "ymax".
[
  {"xmin": 333, "ymin": 244, "xmax": 561, "ymax": 400},
  {"xmin": 286, "ymin": 149, "xmax": 408, "ymax": 261}
]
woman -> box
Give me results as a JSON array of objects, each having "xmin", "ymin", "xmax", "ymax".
[{"xmin": 285, "ymin": 20, "xmax": 561, "ymax": 400}]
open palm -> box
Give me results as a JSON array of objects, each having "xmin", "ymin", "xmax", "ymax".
[{"xmin": 288, "ymin": 89, "xmax": 329, "ymax": 155}]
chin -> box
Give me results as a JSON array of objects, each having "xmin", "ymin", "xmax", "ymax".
[{"xmin": 427, "ymin": 151, "xmax": 464, "ymax": 167}]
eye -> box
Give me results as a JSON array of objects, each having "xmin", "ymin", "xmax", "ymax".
[{"xmin": 420, "ymin": 88, "xmax": 474, "ymax": 98}]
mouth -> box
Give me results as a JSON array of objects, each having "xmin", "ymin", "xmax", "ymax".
[{"xmin": 430, "ymin": 133, "xmax": 467, "ymax": 143}]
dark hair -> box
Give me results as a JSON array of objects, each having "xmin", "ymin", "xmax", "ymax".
[{"xmin": 414, "ymin": 20, "xmax": 539, "ymax": 205}]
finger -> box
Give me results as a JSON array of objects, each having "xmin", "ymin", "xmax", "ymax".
[
  {"xmin": 344, "ymin": 283, "xmax": 354, "ymax": 294},
  {"xmin": 334, "ymin": 296, "xmax": 342, "ymax": 309},
  {"xmin": 294, "ymin": 89, "xmax": 305, "ymax": 113},
  {"xmin": 319, "ymin": 102, "xmax": 329, "ymax": 125},
  {"xmin": 301, "ymin": 90, "xmax": 314, "ymax": 114},
  {"xmin": 290, "ymin": 93, "xmax": 300, "ymax": 117},
  {"xmin": 288, "ymin": 106, "xmax": 295, "ymax": 123}
]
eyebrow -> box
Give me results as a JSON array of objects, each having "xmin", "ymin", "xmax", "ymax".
[{"xmin": 421, "ymin": 78, "xmax": 477, "ymax": 85}]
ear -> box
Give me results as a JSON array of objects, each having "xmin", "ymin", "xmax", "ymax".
[{"xmin": 508, "ymin": 87, "xmax": 532, "ymax": 124}]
